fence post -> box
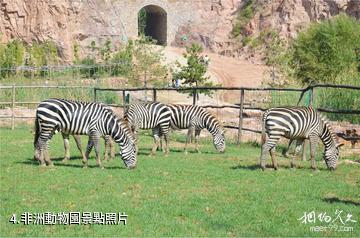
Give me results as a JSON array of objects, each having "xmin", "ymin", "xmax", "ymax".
[
  {"xmin": 309, "ymin": 86, "xmax": 314, "ymax": 106},
  {"xmin": 153, "ymin": 89, "xmax": 157, "ymax": 102},
  {"xmin": 301, "ymin": 86, "xmax": 315, "ymax": 161},
  {"xmin": 123, "ymin": 90, "xmax": 126, "ymax": 111},
  {"xmin": 192, "ymin": 88, "xmax": 197, "ymax": 105},
  {"xmin": 93, "ymin": 88, "xmax": 97, "ymax": 102},
  {"xmin": 11, "ymin": 84, "xmax": 15, "ymax": 130},
  {"xmin": 237, "ymin": 89, "xmax": 245, "ymax": 145}
]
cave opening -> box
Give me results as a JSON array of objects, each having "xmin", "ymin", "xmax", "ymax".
[{"xmin": 138, "ymin": 5, "xmax": 167, "ymax": 45}]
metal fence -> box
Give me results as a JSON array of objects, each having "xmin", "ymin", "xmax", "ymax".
[{"xmin": 1, "ymin": 84, "xmax": 359, "ymax": 145}]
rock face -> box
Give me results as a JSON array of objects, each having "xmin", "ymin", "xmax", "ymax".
[{"xmin": 1, "ymin": 0, "xmax": 359, "ymax": 62}]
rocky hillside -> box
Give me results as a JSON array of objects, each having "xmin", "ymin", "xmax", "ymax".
[{"xmin": 1, "ymin": 0, "xmax": 359, "ymax": 61}]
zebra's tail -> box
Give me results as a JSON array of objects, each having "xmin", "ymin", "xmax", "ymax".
[
  {"xmin": 34, "ymin": 116, "xmax": 40, "ymax": 148},
  {"xmin": 261, "ymin": 110, "xmax": 269, "ymax": 145}
]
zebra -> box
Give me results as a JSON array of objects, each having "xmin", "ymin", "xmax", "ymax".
[
  {"xmin": 34, "ymin": 98, "xmax": 137, "ymax": 169},
  {"xmin": 260, "ymin": 106, "xmax": 343, "ymax": 171},
  {"xmin": 124, "ymin": 102, "xmax": 172, "ymax": 155},
  {"xmin": 61, "ymin": 134, "xmax": 115, "ymax": 163},
  {"xmin": 161, "ymin": 104, "xmax": 225, "ymax": 154}
]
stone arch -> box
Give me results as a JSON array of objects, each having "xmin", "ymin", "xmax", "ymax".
[{"xmin": 138, "ymin": 4, "xmax": 167, "ymax": 45}]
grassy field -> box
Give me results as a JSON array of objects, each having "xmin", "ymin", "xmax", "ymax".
[{"xmin": 0, "ymin": 127, "xmax": 359, "ymax": 237}]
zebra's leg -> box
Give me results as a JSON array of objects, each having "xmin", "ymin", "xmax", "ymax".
[
  {"xmin": 260, "ymin": 134, "xmax": 280, "ymax": 171},
  {"xmin": 109, "ymin": 137, "xmax": 115, "ymax": 160},
  {"xmin": 134, "ymin": 130, "xmax": 139, "ymax": 156},
  {"xmin": 73, "ymin": 135, "xmax": 86, "ymax": 162},
  {"xmin": 62, "ymin": 133, "xmax": 71, "ymax": 162},
  {"xmin": 308, "ymin": 135, "xmax": 318, "ymax": 170},
  {"xmin": 104, "ymin": 136, "xmax": 109, "ymax": 162},
  {"xmin": 194, "ymin": 128, "xmax": 201, "ymax": 153},
  {"xmin": 291, "ymin": 139, "xmax": 304, "ymax": 169},
  {"xmin": 35, "ymin": 138, "xmax": 46, "ymax": 166},
  {"xmin": 184, "ymin": 126, "xmax": 194, "ymax": 155},
  {"xmin": 164, "ymin": 133, "xmax": 170, "ymax": 156},
  {"xmin": 43, "ymin": 140, "xmax": 54, "ymax": 167},
  {"xmin": 84, "ymin": 139, "xmax": 94, "ymax": 168},
  {"xmin": 301, "ymin": 140, "xmax": 307, "ymax": 161},
  {"xmin": 282, "ymin": 139, "xmax": 294, "ymax": 158},
  {"xmin": 90, "ymin": 132, "xmax": 103, "ymax": 168},
  {"xmin": 270, "ymin": 147, "xmax": 277, "ymax": 170},
  {"xmin": 151, "ymin": 134, "xmax": 161, "ymax": 156}
]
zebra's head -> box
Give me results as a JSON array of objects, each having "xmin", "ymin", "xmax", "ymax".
[
  {"xmin": 118, "ymin": 120, "xmax": 137, "ymax": 169},
  {"xmin": 120, "ymin": 141, "xmax": 137, "ymax": 169},
  {"xmin": 323, "ymin": 143, "xmax": 343, "ymax": 170},
  {"xmin": 214, "ymin": 129, "xmax": 226, "ymax": 153}
]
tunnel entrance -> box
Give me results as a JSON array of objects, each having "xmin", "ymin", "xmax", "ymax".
[{"xmin": 138, "ymin": 5, "xmax": 167, "ymax": 45}]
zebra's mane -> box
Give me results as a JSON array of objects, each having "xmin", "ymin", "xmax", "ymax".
[{"xmin": 318, "ymin": 112, "xmax": 339, "ymax": 144}]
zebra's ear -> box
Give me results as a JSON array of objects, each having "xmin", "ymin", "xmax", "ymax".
[{"xmin": 336, "ymin": 143, "xmax": 344, "ymax": 148}]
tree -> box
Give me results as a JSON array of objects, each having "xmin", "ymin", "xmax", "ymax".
[
  {"xmin": 173, "ymin": 43, "xmax": 216, "ymax": 97},
  {"xmin": 130, "ymin": 36, "xmax": 168, "ymax": 101},
  {"xmin": 290, "ymin": 13, "xmax": 360, "ymax": 86},
  {"xmin": 111, "ymin": 40, "xmax": 134, "ymax": 77},
  {"xmin": 0, "ymin": 40, "xmax": 25, "ymax": 78},
  {"xmin": 100, "ymin": 39, "xmax": 112, "ymax": 62}
]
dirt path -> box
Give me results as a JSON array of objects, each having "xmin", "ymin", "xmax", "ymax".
[{"xmin": 163, "ymin": 46, "xmax": 268, "ymax": 102}]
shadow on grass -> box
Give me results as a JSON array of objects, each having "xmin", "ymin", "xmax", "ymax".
[
  {"xmin": 231, "ymin": 163, "xmax": 328, "ymax": 171},
  {"xmin": 323, "ymin": 197, "xmax": 360, "ymax": 206},
  {"xmin": 19, "ymin": 158, "xmax": 125, "ymax": 170},
  {"xmin": 231, "ymin": 164, "xmax": 260, "ymax": 170}
]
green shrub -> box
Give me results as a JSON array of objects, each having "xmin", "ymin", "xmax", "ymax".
[
  {"xmin": 79, "ymin": 57, "xmax": 98, "ymax": 78},
  {"xmin": 231, "ymin": 0, "xmax": 255, "ymax": 38},
  {"xmin": 290, "ymin": 13, "xmax": 360, "ymax": 85},
  {"xmin": 0, "ymin": 40, "xmax": 25, "ymax": 78},
  {"xmin": 111, "ymin": 41, "xmax": 133, "ymax": 77}
]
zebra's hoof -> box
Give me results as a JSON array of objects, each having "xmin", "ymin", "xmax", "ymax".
[
  {"xmin": 82, "ymin": 165, "xmax": 88, "ymax": 169},
  {"xmin": 62, "ymin": 158, "xmax": 69, "ymax": 163},
  {"xmin": 40, "ymin": 163, "xmax": 46, "ymax": 167}
]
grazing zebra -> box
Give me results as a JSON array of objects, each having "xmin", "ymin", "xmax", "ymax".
[
  {"xmin": 260, "ymin": 106, "xmax": 343, "ymax": 170},
  {"xmin": 34, "ymin": 98, "xmax": 137, "ymax": 169},
  {"xmin": 124, "ymin": 102, "xmax": 171, "ymax": 155},
  {"xmin": 61, "ymin": 134, "xmax": 115, "ymax": 162},
  {"xmin": 162, "ymin": 104, "xmax": 225, "ymax": 154}
]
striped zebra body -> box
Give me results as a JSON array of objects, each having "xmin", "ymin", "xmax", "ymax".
[
  {"xmin": 34, "ymin": 98, "xmax": 136, "ymax": 169},
  {"xmin": 166, "ymin": 104, "xmax": 225, "ymax": 153},
  {"xmin": 260, "ymin": 106, "xmax": 342, "ymax": 170},
  {"xmin": 124, "ymin": 102, "xmax": 171, "ymax": 155}
]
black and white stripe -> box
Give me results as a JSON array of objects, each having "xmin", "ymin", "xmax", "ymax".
[
  {"xmin": 165, "ymin": 104, "xmax": 225, "ymax": 153},
  {"xmin": 124, "ymin": 102, "xmax": 172, "ymax": 155},
  {"xmin": 34, "ymin": 98, "xmax": 136, "ymax": 169},
  {"xmin": 260, "ymin": 106, "xmax": 342, "ymax": 170}
]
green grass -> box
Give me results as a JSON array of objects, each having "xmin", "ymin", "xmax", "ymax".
[{"xmin": 0, "ymin": 127, "xmax": 359, "ymax": 237}]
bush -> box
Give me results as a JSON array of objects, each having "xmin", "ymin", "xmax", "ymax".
[
  {"xmin": 286, "ymin": 14, "xmax": 360, "ymax": 123},
  {"xmin": 231, "ymin": 0, "xmax": 255, "ymax": 38},
  {"xmin": 290, "ymin": 13, "xmax": 360, "ymax": 85},
  {"xmin": 0, "ymin": 40, "xmax": 25, "ymax": 78},
  {"xmin": 111, "ymin": 41, "xmax": 133, "ymax": 77},
  {"xmin": 78, "ymin": 57, "xmax": 98, "ymax": 78}
]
